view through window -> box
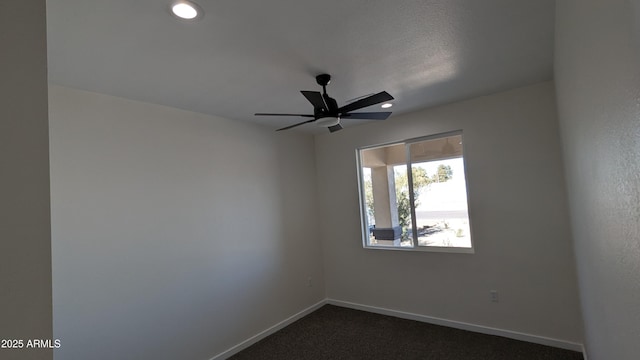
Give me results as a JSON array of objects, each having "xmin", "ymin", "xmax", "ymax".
[{"xmin": 358, "ymin": 131, "xmax": 473, "ymax": 251}]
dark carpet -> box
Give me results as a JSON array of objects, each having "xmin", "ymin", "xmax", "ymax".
[{"xmin": 229, "ymin": 305, "xmax": 583, "ymax": 360}]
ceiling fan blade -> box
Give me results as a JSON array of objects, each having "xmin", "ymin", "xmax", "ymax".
[
  {"xmin": 342, "ymin": 112, "xmax": 392, "ymax": 120},
  {"xmin": 301, "ymin": 91, "xmax": 328, "ymax": 112},
  {"xmin": 276, "ymin": 119, "xmax": 316, "ymax": 131},
  {"xmin": 338, "ymin": 91, "xmax": 394, "ymax": 114},
  {"xmin": 328, "ymin": 124, "xmax": 343, "ymax": 133},
  {"xmin": 255, "ymin": 113, "xmax": 315, "ymax": 117},
  {"xmin": 323, "ymin": 93, "xmax": 339, "ymax": 112}
]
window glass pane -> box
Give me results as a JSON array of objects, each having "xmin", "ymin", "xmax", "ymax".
[
  {"xmin": 393, "ymin": 164, "xmax": 414, "ymax": 247},
  {"xmin": 358, "ymin": 132, "xmax": 472, "ymax": 252},
  {"xmin": 409, "ymin": 134, "xmax": 472, "ymax": 248},
  {"xmin": 360, "ymin": 144, "xmax": 408, "ymax": 247}
]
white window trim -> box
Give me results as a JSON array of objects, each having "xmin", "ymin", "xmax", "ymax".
[{"xmin": 356, "ymin": 130, "xmax": 475, "ymax": 254}]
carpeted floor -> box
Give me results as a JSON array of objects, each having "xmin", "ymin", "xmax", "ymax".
[{"xmin": 229, "ymin": 305, "xmax": 583, "ymax": 360}]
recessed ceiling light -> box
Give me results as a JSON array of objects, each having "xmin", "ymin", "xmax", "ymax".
[
  {"xmin": 381, "ymin": 103, "xmax": 393, "ymax": 109},
  {"xmin": 171, "ymin": 1, "xmax": 202, "ymax": 20}
]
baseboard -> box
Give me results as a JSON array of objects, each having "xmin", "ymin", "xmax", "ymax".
[
  {"xmin": 327, "ymin": 299, "xmax": 584, "ymax": 353},
  {"xmin": 209, "ymin": 298, "xmax": 585, "ymax": 359},
  {"xmin": 581, "ymin": 345, "xmax": 588, "ymax": 360},
  {"xmin": 209, "ymin": 299, "xmax": 327, "ymax": 360}
]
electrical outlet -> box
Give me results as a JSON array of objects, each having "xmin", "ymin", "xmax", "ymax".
[
  {"xmin": 307, "ymin": 276, "xmax": 313, "ymax": 287},
  {"xmin": 490, "ymin": 290, "xmax": 499, "ymax": 303}
]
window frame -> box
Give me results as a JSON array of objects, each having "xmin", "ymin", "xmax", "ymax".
[{"xmin": 356, "ymin": 130, "xmax": 475, "ymax": 254}]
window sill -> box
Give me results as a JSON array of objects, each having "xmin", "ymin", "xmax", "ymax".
[{"xmin": 363, "ymin": 245, "xmax": 475, "ymax": 254}]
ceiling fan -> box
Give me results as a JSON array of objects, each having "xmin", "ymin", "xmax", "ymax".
[{"xmin": 255, "ymin": 74, "xmax": 394, "ymax": 133}]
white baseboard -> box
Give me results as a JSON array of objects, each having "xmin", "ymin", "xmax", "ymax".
[
  {"xmin": 581, "ymin": 345, "xmax": 588, "ymax": 360},
  {"xmin": 209, "ymin": 299, "xmax": 327, "ymax": 360},
  {"xmin": 327, "ymin": 299, "xmax": 584, "ymax": 353},
  {"xmin": 209, "ymin": 298, "xmax": 586, "ymax": 359}
]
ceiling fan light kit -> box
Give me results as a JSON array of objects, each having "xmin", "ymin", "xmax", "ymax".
[
  {"xmin": 255, "ymin": 74, "xmax": 394, "ymax": 133},
  {"xmin": 315, "ymin": 117, "xmax": 340, "ymax": 127}
]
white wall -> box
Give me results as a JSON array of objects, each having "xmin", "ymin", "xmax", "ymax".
[
  {"xmin": 555, "ymin": 1, "xmax": 640, "ymax": 359},
  {"xmin": 49, "ymin": 86, "xmax": 324, "ymax": 360},
  {"xmin": 315, "ymin": 82, "xmax": 584, "ymax": 343},
  {"xmin": 0, "ymin": 1, "xmax": 53, "ymax": 359}
]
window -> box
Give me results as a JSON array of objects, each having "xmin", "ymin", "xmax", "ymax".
[{"xmin": 357, "ymin": 131, "xmax": 473, "ymax": 252}]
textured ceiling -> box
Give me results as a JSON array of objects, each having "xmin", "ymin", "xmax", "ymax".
[{"xmin": 46, "ymin": 0, "xmax": 555, "ymax": 133}]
